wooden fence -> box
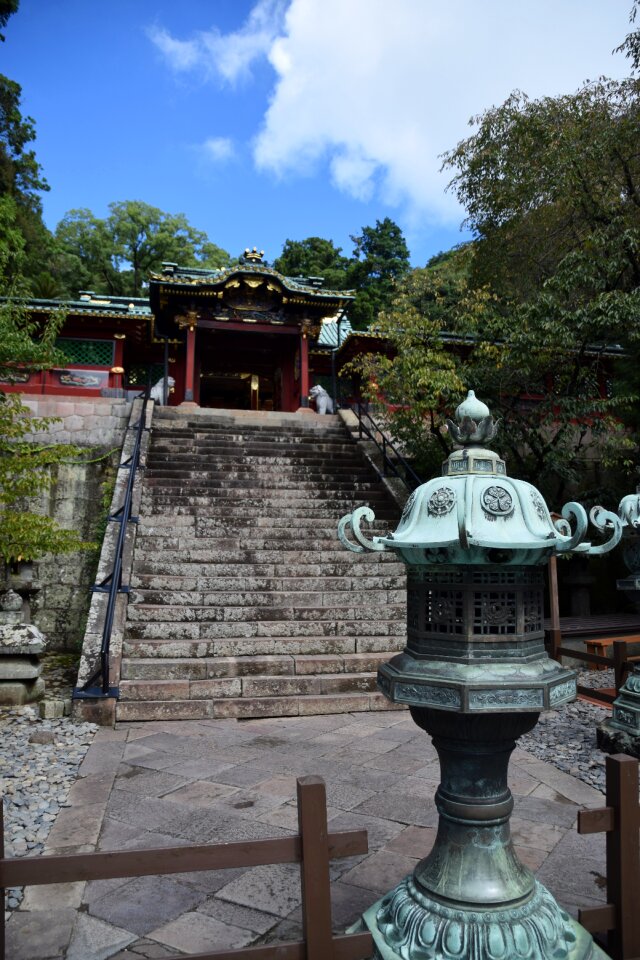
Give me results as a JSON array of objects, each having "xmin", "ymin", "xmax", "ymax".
[
  {"xmin": 578, "ymin": 754, "xmax": 640, "ymax": 960},
  {"xmin": 0, "ymin": 776, "xmax": 373, "ymax": 960},
  {"xmin": 546, "ymin": 557, "xmax": 640, "ymax": 707}
]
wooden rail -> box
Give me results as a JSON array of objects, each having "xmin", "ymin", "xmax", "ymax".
[
  {"xmin": 0, "ymin": 777, "xmax": 373, "ymax": 960},
  {"xmin": 578, "ymin": 754, "xmax": 640, "ymax": 960}
]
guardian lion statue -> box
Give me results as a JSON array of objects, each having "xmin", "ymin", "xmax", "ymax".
[
  {"xmin": 309, "ymin": 384, "xmax": 334, "ymax": 414},
  {"xmin": 149, "ymin": 376, "xmax": 175, "ymax": 404}
]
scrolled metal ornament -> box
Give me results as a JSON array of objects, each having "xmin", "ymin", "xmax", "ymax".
[
  {"xmin": 337, "ymin": 506, "xmax": 386, "ymax": 553},
  {"xmin": 588, "ymin": 505, "xmax": 623, "ymax": 555}
]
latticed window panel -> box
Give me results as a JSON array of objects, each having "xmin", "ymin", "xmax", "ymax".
[
  {"xmin": 426, "ymin": 590, "xmax": 464, "ymax": 635},
  {"xmin": 523, "ymin": 590, "xmax": 543, "ymax": 634},
  {"xmin": 407, "ymin": 592, "xmax": 421, "ymax": 633},
  {"xmin": 126, "ymin": 364, "xmax": 165, "ymax": 386},
  {"xmin": 56, "ymin": 338, "xmax": 114, "ymax": 366},
  {"xmin": 471, "ymin": 569, "xmax": 520, "ymax": 585},
  {"xmin": 473, "ymin": 591, "xmax": 518, "ymax": 635}
]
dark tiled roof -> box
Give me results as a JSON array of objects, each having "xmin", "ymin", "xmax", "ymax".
[{"xmin": 150, "ymin": 263, "xmax": 355, "ymax": 302}]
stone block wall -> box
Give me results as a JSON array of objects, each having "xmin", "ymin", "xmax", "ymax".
[
  {"xmin": 7, "ymin": 396, "xmax": 133, "ymax": 652},
  {"xmin": 19, "ymin": 396, "xmax": 132, "ymax": 448}
]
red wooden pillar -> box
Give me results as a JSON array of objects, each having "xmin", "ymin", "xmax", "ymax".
[
  {"xmin": 184, "ymin": 323, "xmax": 197, "ymax": 403},
  {"xmin": 110, "ymin": 335, "xmax": 125, "ymax": 394},
  {"xmin": 299, "ymin": 331, "xmax": 310, "ymax": 409}
]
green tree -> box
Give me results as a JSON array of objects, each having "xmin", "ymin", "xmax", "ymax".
[
  {"xmin": 0, "ymin": 1, "xmax": 19, "ymax": 42},
  {"xmin": 108, "ymin": 200, "xmax": 231, "ymax": 296},
  {"xmin": 347, "ymin": 217, "xmax": 411, "ymax": 329},
  {"xmin": 436, "ymin": 72, "xmax": 640, "ymax": 499},
  {"xmin": 0, "ymin": 197, "xmax": 89, "ymax": 565},
  {"xmin": 274, "ymin": 237, "xmax": 351, "ymax": 289},
  {"xmin": 351, "ymin": 238, "xmax": 639, "ymax": 504},
  {"xmin": 54, "ymin": 208, "xmax": 123, "ymax": 296},
  {"xmin": 0, "ymin": 2, "xmax": 60, "ymax": 296},
  {"xmin": 54, "ymin": 201, "xmax": 232, "ymax": 297},
  {"xmin": 442, "ymin": 79, "xmax": 640, "ymax": 303}
]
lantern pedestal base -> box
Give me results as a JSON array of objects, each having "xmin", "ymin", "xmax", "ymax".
[
  {"xmin": 354, "ymin": 879, "xmax": 609, "ymax": 960},
  {"xmin": 349, "ymin": 708, "xmax": 610, "ymax": 960}
]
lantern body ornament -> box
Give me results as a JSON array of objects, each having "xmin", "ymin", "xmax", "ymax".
[{"xmin": 339, "ymin": 391, "xmax": 618, "ymax": 960}]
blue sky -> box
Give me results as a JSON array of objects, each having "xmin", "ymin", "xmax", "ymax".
[{"xmin": 2, "ymin": 0, "xmax": 633, "ymax": 268}]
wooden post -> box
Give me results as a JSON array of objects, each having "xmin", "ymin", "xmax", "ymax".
[
  {"xmin": 548, "ymin": 556, "xmax": 561, "ymax": 661},
  {"xmin": 613, "ymin": 640, "xmax": 628, "ymax": 694},
  {"xmin": 606, "ymin": 754, "xmax": 640, "ymax": 960},
  {"xmin": 297, "ymin": 776, "xmax": 333, "ymax": 960},
  {"xmin": 184, "ymin": 324, "xmax": 197, "ymax": 403},
  {"xmin": 1, "ymin": 798, "xmax": 5, "ymax": 960}
]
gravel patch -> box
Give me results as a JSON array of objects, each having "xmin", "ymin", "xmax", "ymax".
[
  {"xmin": 1, "ymin": 704, "xmax": 97, "ymax": 915},
  {"xmin": 520, "ymin": 669, "xmax": 613, "ymax": 795}
]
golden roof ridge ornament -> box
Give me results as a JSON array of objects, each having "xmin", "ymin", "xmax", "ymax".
[{"xmin": 243, "ymin": 247, "xmax": 265, "ymax": 263}]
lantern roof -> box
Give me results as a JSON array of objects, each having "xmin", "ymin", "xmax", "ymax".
[{"xmin": 339, "ymin": 390, "xmax": 622, "ymax": 563}]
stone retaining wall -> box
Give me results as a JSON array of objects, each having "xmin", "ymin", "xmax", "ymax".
[
  {"xmin": 7, "ymin": 396, "xmax": 132, "ymax": 652},
  {"xmin": 19, "ymin": 396, "xmax": 132, "ymax": 448}
]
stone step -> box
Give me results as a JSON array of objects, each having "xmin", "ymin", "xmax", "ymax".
[
  {"xmin": 146, "ymin": 451, "xmax": 367, "ymax": 465},
  {"xmin": 111, "ymin": 406, "xmax": 407, "ymax": 721},
  {"xmin": 119, "ymin": 670, "xmax": 377, "ymax": 703},
  {"xmin": 128, "ymin": 588, "xmax": 402, "ymax": 607},
  {"xmin": 122, "ymin": 636, "xmax": 405, "ymax": 660},
  {"xmin": 146, "ymin": 458, "xmax": 374, "ymax": 471},
  {"xmin": 133, "ymin": 528, "xmax": 377, "ymax": 545},
  {"xmin": 144, "ymin": 463, "xmax": 373, "ymax": 476},
  {"xmin": 140, "ymin": 502, "xmax": 397, "ymax": 520},
  {"xmin": 124, "ymin": 620, "xmax": 405, "ymax": 646},
  {"xmin": 151, "ymin": 423, "xmax": 345, "ymax": 437},
  {"xmin": 143, "ymin": 478, "xmax": 382, "ymax": 493},
  {"xmin": 121, "ymin": 651, "xmax": 392, "ymax": 680},
  {"xmin": 149, "ymin": 442, "xmax": 360, "ymax": 457},
  {"xmin": 141, "ymin": 488, "xmax": 391, "ymax": 504},
  {"xmin": 125, "ymin": 601, "xmax": 404, "ymax": 624},
  {"xmin": 115, "ymin": 691, "xmax": 401, "ymax": 722},
  {"xmin": 150, "ymin": 430, "xmax": 349, "ymax": 442},
  {"xmin": 130, "ymin": 573, "xmax": 406, "ymax": 592},
  {"xmin": 131, "ymin": 546, "xmax": 397, "ymax": 563},
  {"xmin": 132, "ymin": 559, "xmax": 404, "ymax": 579}
]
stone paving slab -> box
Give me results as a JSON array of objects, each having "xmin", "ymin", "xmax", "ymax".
[{"xmin": 6, "ymin": 711, "xmax": 611, "ymax": 959}]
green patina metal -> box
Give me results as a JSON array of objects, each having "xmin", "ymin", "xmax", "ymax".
[
  {"xmin": 339, "ymin": 391, "xmax": 616, "ymax": 960},
  {"xmin": 597, "ymin": 486, "xmax": 640, "ymax": 759}
]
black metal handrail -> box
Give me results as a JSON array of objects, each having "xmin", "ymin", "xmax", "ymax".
[
  {"xmin": 351, "ymin": 402, "xmax": 423, "ymax": 494},
  {"xmin": 73, "ymin": 392, "xmax": 149, "ymax": 700}
]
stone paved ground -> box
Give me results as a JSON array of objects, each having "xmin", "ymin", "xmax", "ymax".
[{"xmin": 5, "ymin": 710, "xmax": 609, "ymax": 960}]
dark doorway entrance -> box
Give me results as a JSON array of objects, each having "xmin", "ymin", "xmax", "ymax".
[{"xmin": 196, "ymin": 329, "xmax": 295, "ymax": 411}]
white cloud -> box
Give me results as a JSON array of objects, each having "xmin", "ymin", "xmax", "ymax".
[
  {"xmin": 151, "ymin": 0, "xmax": 631, "ymax": 224},
  {"xmin": 146, "ymin": 25, "xmax": 200, "ymax": 71},
  {"xmin": 201, "ymin": 137, "xmax": 236, "ymax": 162},
  {"xmin": 253, "ymin": 0, "xmax": 630, "ymax": 224},
  {"xmin": 147, "ymin": 0, "xmax": 288, "ymax": 84}
]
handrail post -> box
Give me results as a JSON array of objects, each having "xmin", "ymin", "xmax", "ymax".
[{"xmin": 297, "ymin": 777, "xmax": 333, "ymax": 960}]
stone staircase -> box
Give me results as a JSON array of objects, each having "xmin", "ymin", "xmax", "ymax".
[{"xmin": 117, "ymin": 408, "xmax": 407, "ymax": 721}]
